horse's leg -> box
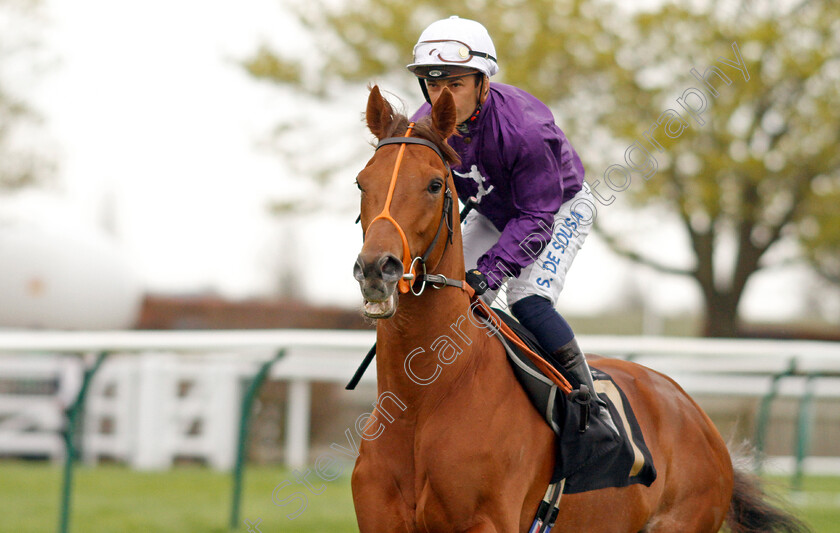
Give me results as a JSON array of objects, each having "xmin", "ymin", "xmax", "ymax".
[
  {"xmin": 351, "ymin": 452, "xmax": 414, "ymax": 533},
  {"xmin": 639, "ymin": 483, "xmax": 730, "ymax": 533},
  {"xmin": 551, "ymin": 487, "xmax": 653, "ymax": 533},
  {"xmin": 640, "ymin": 495, "xmax": 728, "ymax": 532}
]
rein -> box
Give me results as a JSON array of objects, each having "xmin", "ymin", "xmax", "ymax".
[{"xmin": 368, "ymin": 123, "xmax": 461, "ymax": 296}]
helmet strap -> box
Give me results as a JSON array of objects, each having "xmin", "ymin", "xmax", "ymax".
[{"xmin": 418, "ymin": 78, "xmax": 432, "ymax": 105}]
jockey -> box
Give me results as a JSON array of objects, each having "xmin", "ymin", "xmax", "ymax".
[{"xmin": 408, "ymin": 16, "xmax": 616, "ymax": 433}]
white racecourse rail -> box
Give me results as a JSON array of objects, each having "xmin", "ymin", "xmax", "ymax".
[{"xmin": 0, "ymin": 329, "xmax": 838, "ymax": 472}]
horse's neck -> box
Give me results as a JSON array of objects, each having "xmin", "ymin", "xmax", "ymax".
[
  {"xmin": 374, "ymin": 239, "xmax": 490, "ymax": 407},
  {"xmin": 375, "ymin": 288, "xmax": 480, "ymax": 405}
]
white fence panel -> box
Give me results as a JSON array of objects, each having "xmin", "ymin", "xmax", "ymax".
[
  {"xmin": 0, "ymin": 354, "xmax": 80, "ymax": 460},
  {"xmin": 83, "ymin": 356, "xmax": 137, "ymax": 464},
  {"xmin": 0, "ymin": 330, "xmax": 838, "ymax": 472}
]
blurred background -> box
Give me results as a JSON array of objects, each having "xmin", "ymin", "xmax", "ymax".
[
  {"xmin": 1, "ymin": 0, "xmax": 839, "ymax": 531},
  {"xmin": 0, "ymin": 0, "xmax": 837, "ymax": 336}
]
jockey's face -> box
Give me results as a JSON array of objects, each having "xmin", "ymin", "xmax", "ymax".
[{"xmin": 425, "ymin": 74, "xmax": 482, "ymax": 124}]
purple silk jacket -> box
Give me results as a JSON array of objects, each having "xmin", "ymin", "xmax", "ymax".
[{"xmin": 411, "ymin": 82, "xmax": 585, "ymax": 286}]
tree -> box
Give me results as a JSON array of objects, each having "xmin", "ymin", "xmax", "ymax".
[
  {"xmin": 594, "ymin": 0, "xmax": 840, "ymax": 336},
  {"xmin": 801, "ymin": 189, "xmax": 840, "ymax": 286},
  {"xmin": 0, "ymin": 0, "xmax": 52, "ymax": 192},
  {"xmin": 246, "ymin": 0, "xmax": 840, "ymax": 337}
]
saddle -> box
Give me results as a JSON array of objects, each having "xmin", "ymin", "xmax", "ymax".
[{"xmin": 490, "ymin": 308, "xmax": 657, "ymax": 492}]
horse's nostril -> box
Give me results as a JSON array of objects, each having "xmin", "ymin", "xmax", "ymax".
[
  {"xmin": 353, "ymin": 257, "xmax": 365, "ymax": 282},
  {"xmin": 379, "ymin": 254, "xmax": 403, "ymax": 282},
  {"xmin": 355, "ymin": 253, "xmax": 402, "ymax": 284}
]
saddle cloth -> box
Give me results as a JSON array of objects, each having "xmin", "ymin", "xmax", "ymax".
[{"xmin": 491, "ymin": 309, "xmax": 657, "ymax": 493}]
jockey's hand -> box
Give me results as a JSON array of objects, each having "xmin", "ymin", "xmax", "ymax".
[{"xmin": 465, "ymin": 269, "xmax": 489, "ymax": 295}]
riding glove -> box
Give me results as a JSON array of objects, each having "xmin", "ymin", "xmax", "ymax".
[{"xmin": 465, "ymin": 269, "xmax": 489, "ymax": 295}]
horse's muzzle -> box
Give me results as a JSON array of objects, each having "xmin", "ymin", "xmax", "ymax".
[{"xmin": 353, "ymin": 253, "xmax": 402, "ymax": 318}]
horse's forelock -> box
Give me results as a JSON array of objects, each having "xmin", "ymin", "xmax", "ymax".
[
  {"xmin": 414, "ymin": 119, "xmax": 461, "ymax": 167},
  {"xmin": 380, "ymin": 113, "xmax": 460, "ymax": 168},
  {"xmin": 382, "ymin": 114, "xmax": 409, "ymax": 139}
]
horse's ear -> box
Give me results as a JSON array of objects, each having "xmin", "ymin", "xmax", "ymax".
[
  {"xmin": 430, "ymin": 87, "xmax": 457, "ymax": 140},
  {"xmin": 366, "ymin": 85, "xmax": 394, "ymax": 141}
]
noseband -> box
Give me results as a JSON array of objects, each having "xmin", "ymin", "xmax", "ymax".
[{"xmin": 366, "ymin": 123, "xmax": 454, "ymax": 295}]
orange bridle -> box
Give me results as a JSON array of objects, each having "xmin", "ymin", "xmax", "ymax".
[{"xmin": 365, "ymin": 124, "xmax": 454, "ymax": 295}]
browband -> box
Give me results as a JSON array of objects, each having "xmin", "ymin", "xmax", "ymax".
[{"xmin": 376, "ymin": 137, "xmax": 449, "ymax": 172}]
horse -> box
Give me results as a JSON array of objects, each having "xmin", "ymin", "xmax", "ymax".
[{"xmin": 350, "ymin": 84, "xmax": 808, "ymax": 533}]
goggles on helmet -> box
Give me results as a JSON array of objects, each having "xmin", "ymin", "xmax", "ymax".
[
  {"xmin": 416, "ymin": 39, "xmax": 496, "ymax": 64},
  {"xmin": 408, "ymin": 38, "xmax": 497, "ymax": 80}
]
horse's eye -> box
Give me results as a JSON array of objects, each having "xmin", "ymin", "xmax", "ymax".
[
  {"xmin": 427, "ymin": 180, "xmax": 443, "ymax": 194},
  {"xmin": 355, "ymin": 179, "xmax": 363, "ymax": 192}
]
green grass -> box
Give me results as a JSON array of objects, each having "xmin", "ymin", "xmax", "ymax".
[
  {"xmin": 1, "ymin": 461, "xmax": 838, "ymax": 532},
  {"xmin": 767, "ymin": 476, "xmax": 840, "ymax": 533},
  {"xmin": 0, "ymin": 460, "xmax": 357, "ymax": 533}
]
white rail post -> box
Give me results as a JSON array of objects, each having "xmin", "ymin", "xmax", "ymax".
[
  {"xmin": 208, "ymin": 358, "xmax": 238, "ymax": 470},
  {"xmin": 285, "ymin": 379, "xmax": 311, "ymax": 469},
  {"xmin": 132, "ymin": 353, "xmax": 171, "ymax": 470}
]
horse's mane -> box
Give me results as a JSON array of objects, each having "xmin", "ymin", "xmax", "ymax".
[{"xmin": 381, "ymin": 113, "xmax": 461, "ymax": 168}]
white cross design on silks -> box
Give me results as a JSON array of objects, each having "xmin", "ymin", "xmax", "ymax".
[{"xmin": 454, "ymin": 165, "xmax": 495, "ymax": 203}]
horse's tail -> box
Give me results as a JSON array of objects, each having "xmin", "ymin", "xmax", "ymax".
[{"xmin": 726, "ymin": 467, "xmax": 811, "ymax": 533}]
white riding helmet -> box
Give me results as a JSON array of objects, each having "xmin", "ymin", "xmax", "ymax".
[{"xmin": 407, "ymin": 16, "xmax": 499, "ymax": 80}]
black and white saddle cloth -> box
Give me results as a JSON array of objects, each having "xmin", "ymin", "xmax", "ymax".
[{"xmin": 491, "ymin": 309, "xmax": 657, "ymax": 493}]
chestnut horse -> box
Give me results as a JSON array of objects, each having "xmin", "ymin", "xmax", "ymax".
[{"xmin": 351, "ymin": 85, "xmax": 808, "ymax": 533}]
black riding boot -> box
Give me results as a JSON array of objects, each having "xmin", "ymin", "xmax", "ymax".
[{"xmin": 552, "ymin": 338, "xmax": 619, "ymax": 436}]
